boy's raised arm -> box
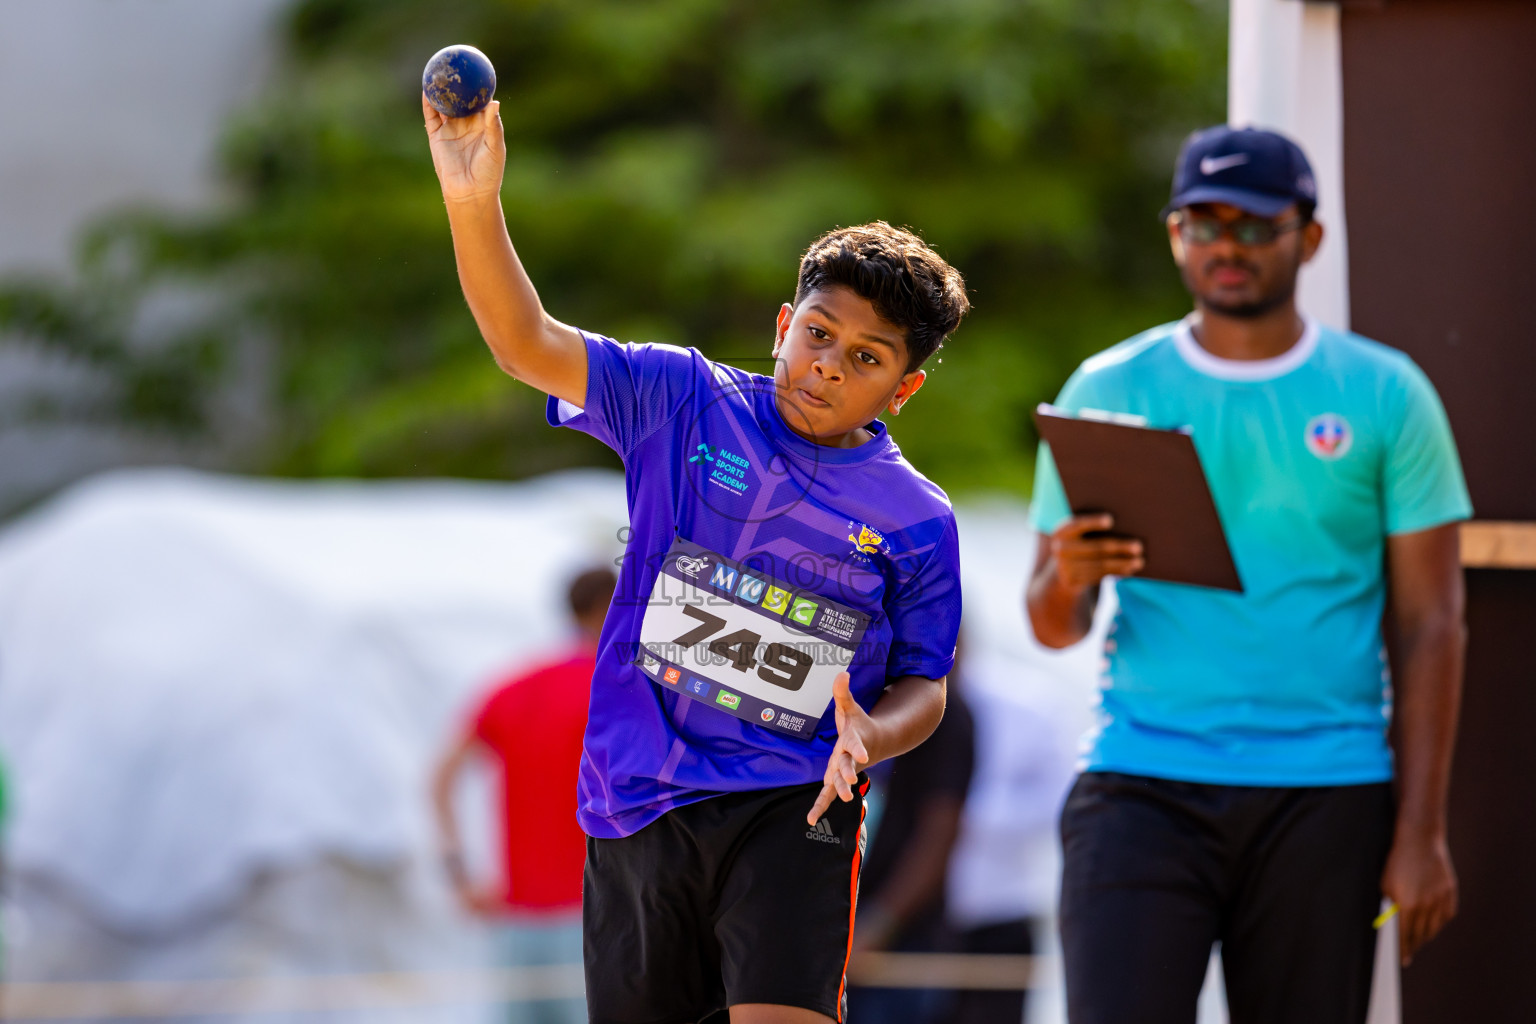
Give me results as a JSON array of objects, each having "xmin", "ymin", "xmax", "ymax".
[{"xmin": 423, "ymin": 95, "xmax": 587, "ymax": 407}]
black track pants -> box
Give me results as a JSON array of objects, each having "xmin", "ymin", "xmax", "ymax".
[{"xmin": 1059, "ymin": 771, "xmax": 1394, "ymax": 1024}]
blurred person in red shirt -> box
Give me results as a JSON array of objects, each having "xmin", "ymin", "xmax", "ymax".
[{"xmin": 432, "ymin": 565, "xmax": 615, "ymax": 1024}]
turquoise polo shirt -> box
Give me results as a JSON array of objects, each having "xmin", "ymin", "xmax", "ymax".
[{"xmin": 1031, "ymin": 318, "xmax": 1472, "ymax": 786}]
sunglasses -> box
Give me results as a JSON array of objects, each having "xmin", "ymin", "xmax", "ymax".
[{"xmin": 1173, "ymin": 211, "xmax": 1306, "ymax": 246}]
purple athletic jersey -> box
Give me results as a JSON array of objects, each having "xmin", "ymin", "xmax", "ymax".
[{"xmin": 547, "ymin": 332, "xmax": 962, "ymax": 838}]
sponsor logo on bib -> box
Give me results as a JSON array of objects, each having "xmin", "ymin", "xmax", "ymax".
[
  {"xmin": 788, "ymin": 597, "xmax": 820, "ymax": 628},
  {"xmin": 709, "ymin": 563, "xmax": 738, "ymax": 592},
  {"xmin": 1305, "ymin": 413, "xmax": 1353, "ymax": 460},
  {"xmin": 716, "ymin": 690, "xmax": 741, "ymax": 709},
  {"xmin": 736, "ymin": 574, "xmax": 767, "ymax": 604},
  {"xmin": 776, "ymin": 711, "xmax": 808, "ymax": 732},
  {"xmin": 761, "ymin": 586, "xmax": 791, "ymax": 615},
  {"xmin": 675, "ymin": 554, "xmax": 709, "ymax": 578},
  {"xmin": 774, "ymin": 709, "xmax": 811, "ymax": 733}
]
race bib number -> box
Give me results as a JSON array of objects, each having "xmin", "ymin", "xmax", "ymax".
[{"xmin": 635, "ymin": 538, "xmax": 871, "ymax": 739}]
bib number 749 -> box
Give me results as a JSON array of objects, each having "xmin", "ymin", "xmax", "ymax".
[{"xmin": 674, "ymin": 605, "xmax": 815, "ymax": 692}]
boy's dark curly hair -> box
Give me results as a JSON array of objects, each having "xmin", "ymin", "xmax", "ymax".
[{"xmin": 793, "ymin": 221, "xmax": 970, "ymax": 372}]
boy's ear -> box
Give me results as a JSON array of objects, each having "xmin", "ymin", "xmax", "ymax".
[
  {"xmin": 772, "ymin": 303, "xmax": 794, "ymax": 356},
  {"xmin": 888, "ymin": 368, "xmax": 927, "ymax": 416}
]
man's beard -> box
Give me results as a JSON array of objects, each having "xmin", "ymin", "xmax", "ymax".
[{"xmin": 1184, "ymin": 257, "xmax": 1301, "ymax": 319}]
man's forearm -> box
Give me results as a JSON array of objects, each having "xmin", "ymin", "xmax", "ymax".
[
  {"xmin": 1392, "ymin": 614, "xmax": 1466, "ymax": 837},
  {"xmin": 866, "ymin": 676, "xmax": 947, "ymax": 765},
  {"xmin": 1026, "ymin": 564, "xmax": 1095, "ymax": 649}
]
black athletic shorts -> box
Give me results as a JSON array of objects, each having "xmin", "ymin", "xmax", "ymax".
[
  {"xmin": 1059, "ymin": 771, "xmax": 1395, "ymax": 1024},
  {"xmin": 583, "ymin": 776, "xmax": 868, "ymax": 1024}
]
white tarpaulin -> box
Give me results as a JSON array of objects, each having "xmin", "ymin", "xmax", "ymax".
[
  {"xmin": 0, "ymin": 470, "xmax": 631, "ymax": 1022},
  {"xmin": 0, "ymin": 469, "xmax": 629, "ymax": 934}
]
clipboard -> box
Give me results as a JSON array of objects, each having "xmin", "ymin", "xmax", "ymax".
[{"xmin": 1034, "ymin": 404, "xmax": 1243, "ymax": 593}]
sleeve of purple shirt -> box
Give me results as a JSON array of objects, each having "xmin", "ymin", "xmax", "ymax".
[
  {"xmin": 883, "ymin": 514, "xmax": 962, "ymax": 681},
  {"xmin": 544, "ymin": 330, "xmax": 705, "ymax": 458}
]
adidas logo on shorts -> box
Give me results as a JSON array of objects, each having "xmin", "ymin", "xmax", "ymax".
[{"xmin": 804, "ymin": 817, "xmax": 841, "ymax": 845}]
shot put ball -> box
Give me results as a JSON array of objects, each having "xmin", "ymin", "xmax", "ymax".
[{"xmin": 422, "ymin": 45, "xmax": 497, "ymax": 119}]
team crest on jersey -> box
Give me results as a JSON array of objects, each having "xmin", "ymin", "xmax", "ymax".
[
  {"xmin": 1304, "ymin": 413, "xmax": 1353, "ymax": 460},
  {"xmin": 848, "ymin": 522, "xmax": 891, "ymax": 561}
]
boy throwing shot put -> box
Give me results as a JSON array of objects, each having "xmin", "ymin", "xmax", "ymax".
[{"xmin": 424, "ymin": 96, "xmax": 968, "ymax": 1024}]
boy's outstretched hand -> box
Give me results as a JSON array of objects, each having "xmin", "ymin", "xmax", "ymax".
[
  {"xmin": 423, "ymin": 94, "xmax": 505, "ymax": 204},
  {"xmin": 808, "ymin": 672, "xmax": 874, "ymax": 826}
]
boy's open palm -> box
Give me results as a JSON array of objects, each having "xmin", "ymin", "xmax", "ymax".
[
  {"xmin": 423, "ymin": 95, "xmax": 505, "ymax": 203},
  {"xmin": 808, "ymin": 672, "xmax": 874, "ymax": 826}
]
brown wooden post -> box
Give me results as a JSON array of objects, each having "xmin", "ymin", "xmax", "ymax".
[{"xmin": 1339, "ymin": 2, "xmax": 1536, "ymax": 1019}]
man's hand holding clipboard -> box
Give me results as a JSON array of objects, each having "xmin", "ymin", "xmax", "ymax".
[
  {"xmin": 1043, "ymin": 510, "xmax": 1147, "ymax": 592},
  {"xmin": 1030, "ymin": 510, "xmax": 1147, "ymax": 650},
  {"xmin": 1027, "ymin": 403, "xmax": 1242, "ymax": 648}
]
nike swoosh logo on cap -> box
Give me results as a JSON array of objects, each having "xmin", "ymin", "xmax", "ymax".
[{"xmin": 1200, "ymin": 153, "xmax": 1250, "ymax": 175}]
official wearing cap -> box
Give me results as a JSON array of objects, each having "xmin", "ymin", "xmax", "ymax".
[{"xmin": 1026, "ymin": 126, "xmax": 1471, "ymax": 1022}]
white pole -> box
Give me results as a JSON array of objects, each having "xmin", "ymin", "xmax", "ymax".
[
  {"xmin": 1228, "ymin": 0, "xmax": 1351, "ymax": 332},
  {"xmin": 1222, "ymin": 5, "xmax": 1396, "ymax": 1023}
]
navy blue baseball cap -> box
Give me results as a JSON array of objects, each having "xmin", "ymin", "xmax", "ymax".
[{"xmin": 1164, "ymin": 125, "xmax": 1318, "ymax": 219}]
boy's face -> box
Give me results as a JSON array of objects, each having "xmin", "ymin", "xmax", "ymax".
[{"xmin": 771, "ymin": 285, "xmax": 926, "ymax": 447}]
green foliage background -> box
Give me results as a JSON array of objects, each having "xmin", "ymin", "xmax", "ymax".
[{"xmin": 0, "ymin": 0, "xmax": 1226, "ymax": 496}]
